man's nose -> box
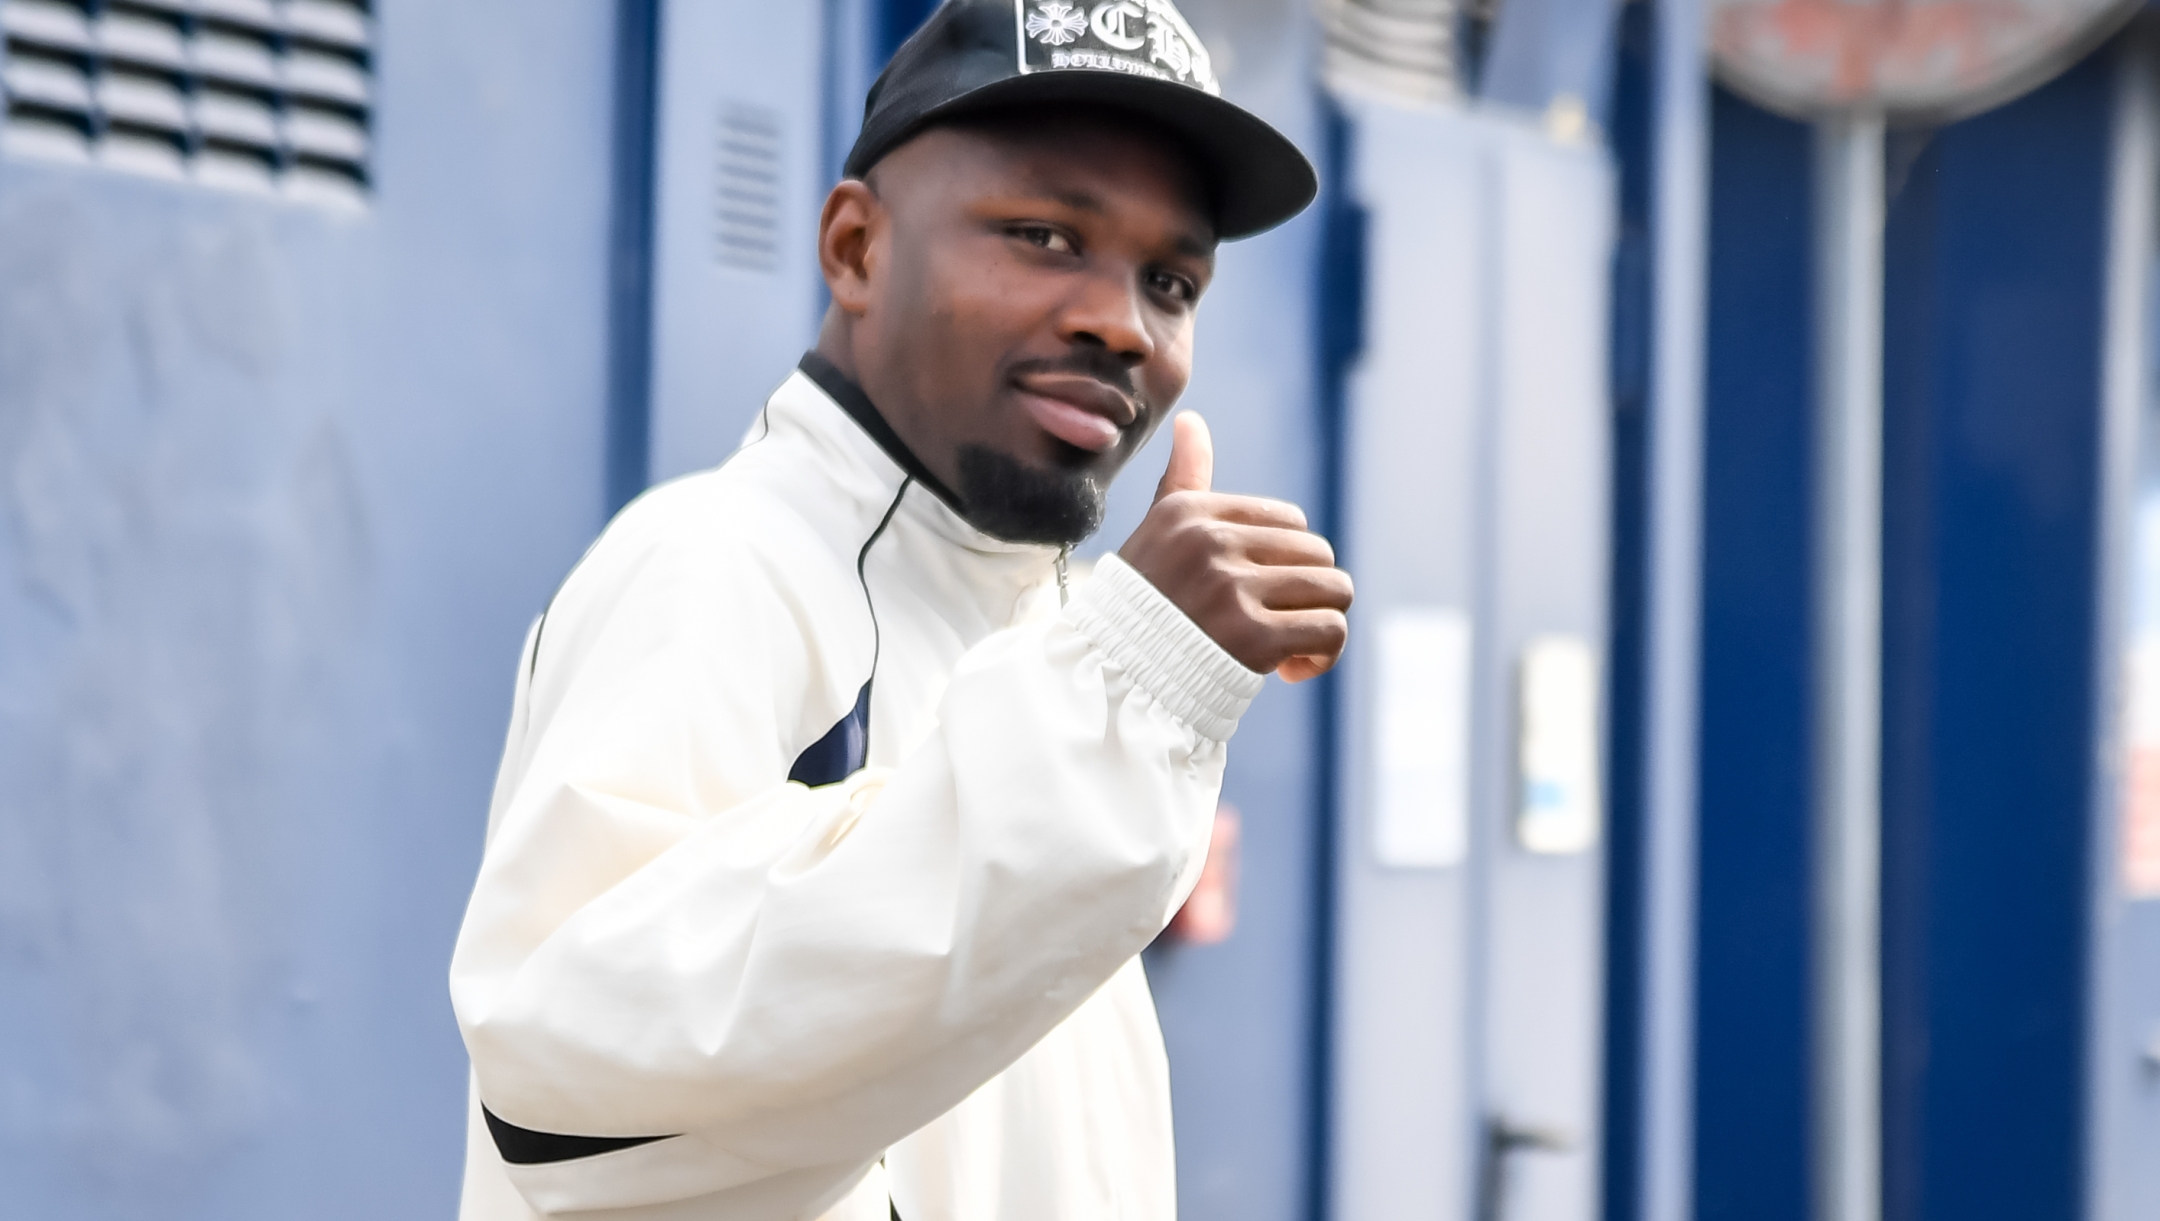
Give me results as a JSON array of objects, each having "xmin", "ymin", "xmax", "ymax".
[{"xmin": 1056, "ymin": 268, "xmax": 1155, "ymax": 366}]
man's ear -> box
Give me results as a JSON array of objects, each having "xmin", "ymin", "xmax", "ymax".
[{"xmin": 819, "ymin": 179, "xmax": 882, "ymax": 316}]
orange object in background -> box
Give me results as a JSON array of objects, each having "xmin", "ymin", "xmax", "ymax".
[
  {"xmin": 2126, "ymin": 746, "xmax": 2160, "ymax": 897},
  {"xmin": 1165, "ymin": 804, "xmax": 1240, "ymax": 945},
  {"xmin": 2122, "ymin": 642, "xmax": 2160, "ymax": 898}
]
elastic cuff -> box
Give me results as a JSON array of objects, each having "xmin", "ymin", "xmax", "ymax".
[{"xmin": 1067, "ymin": 555, "xmax": 1265, "ymax": 742}]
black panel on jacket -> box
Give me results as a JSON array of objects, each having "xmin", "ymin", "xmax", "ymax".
[{"xmin": 790, "ymin": 681, "xmax": 872, "ymax": 787}]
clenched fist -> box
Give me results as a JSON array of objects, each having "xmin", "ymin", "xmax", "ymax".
[{"xmin": 1118, "ymin": 413, "xmax": 1353, "ymax": 682}]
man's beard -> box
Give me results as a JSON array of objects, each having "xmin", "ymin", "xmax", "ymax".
[{"xmin": 955, "ymin": 443, "xmax": 1107, "ymax": 546}]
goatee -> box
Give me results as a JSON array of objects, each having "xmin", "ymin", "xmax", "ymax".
[{"xmin": 954, "ymin": 443, "xmax": 1107, "ymax": 546}]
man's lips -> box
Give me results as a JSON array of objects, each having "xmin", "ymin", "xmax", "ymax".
[{"xmin": 1012, "ymin": 372, "xmax": 1137, "ymax": 453}]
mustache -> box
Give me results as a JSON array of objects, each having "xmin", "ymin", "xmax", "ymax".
[{"xmin": 1008, "ymin": 350, "xmax": 1146, "ymax": 411}]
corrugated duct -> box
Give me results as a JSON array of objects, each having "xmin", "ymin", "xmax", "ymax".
[{"xmin": 1315, "ymin": 0, "xmax": 1466, "ymax": 104}]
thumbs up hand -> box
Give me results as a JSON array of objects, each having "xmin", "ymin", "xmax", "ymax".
[{"xmin": 1118, "ymin": 413, "xmax": 1353, "ymax": 682}]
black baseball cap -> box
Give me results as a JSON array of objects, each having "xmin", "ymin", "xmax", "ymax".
[{"xmin": 844, "ymin": 0, "xmax": 1319, "ymax": 240}]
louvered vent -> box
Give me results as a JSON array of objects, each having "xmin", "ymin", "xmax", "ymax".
[
  {"xmin": 1315, "ymin": 0, "xmax": 1465, "ymax": 105},
  {"xmin": 713, "ymin": 103, "xmax": 780, "ymax": 273},
  {"xmin": 1, "ymin": 0, "xmax": 373, "ymax": 206}
]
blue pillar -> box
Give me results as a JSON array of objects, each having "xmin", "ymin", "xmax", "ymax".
[
  {"xmin": 1694, "ymin": 82, "xmax": 1818, "ymax": 1221},
  {"xmin": 1879, "ymin": 52, "xmax": 2111, "ymax": 1221}
]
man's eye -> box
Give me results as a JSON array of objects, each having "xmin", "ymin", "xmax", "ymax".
[
  {"xmin": 1014, "ymin": 225, "xmax": 1076, "ymax": 254},
  {"xmin": 1147, "ymin": 270, "xmax": 1197, "ymax": 304}
]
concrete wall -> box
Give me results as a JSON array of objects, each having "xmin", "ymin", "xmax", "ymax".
[{"xmin": 0, "ymin": 4, "xmax": 620, "ymax": 1215}]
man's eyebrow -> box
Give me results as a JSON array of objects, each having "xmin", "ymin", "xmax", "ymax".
[
  {"xmin": 1042, "ymin": 186, "xmax": 1107, "ymax": 214},
  {"xmin": 1011, "ymin": 183, "xmax": 1217, "ymax": 262},
  {"xmin": 1170, "ymin": 231, "xmax": 1217, "ymax": 263}
]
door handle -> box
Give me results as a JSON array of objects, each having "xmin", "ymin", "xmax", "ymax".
[{"xmin": 1474, "ymin": 1115, "xmax": 1574, "ymax": 1221}]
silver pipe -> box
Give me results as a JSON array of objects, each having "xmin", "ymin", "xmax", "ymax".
[
  {"xmin": 1637, "ymin": 0, "xmax": 1711, "ymax": 1217},
  {"xmin": 1811, "ymin": 111, "xmax": 1886, "ymax": 1221}
]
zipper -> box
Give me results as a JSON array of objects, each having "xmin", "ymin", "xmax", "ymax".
[{"xmin": 1056, "ymin": 545, "xmax": 1071, "ymax": 607}]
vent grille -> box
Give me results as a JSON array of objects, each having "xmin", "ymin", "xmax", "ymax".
[
  {"xmin": 1315, "ymin": 0, "xmax": 1465, "ymax": 105},
  {"xmin": 713, "ymin": 103, "xmax": 780, "ymax": 273},
  {"xmin": 1, "ymin": 0, "xmax": 373, "ymax": 206}
]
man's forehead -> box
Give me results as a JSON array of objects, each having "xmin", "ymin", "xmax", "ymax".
[{"xmin": 936, "ymin": 112, "xmax": 1217, "ymax": 246}]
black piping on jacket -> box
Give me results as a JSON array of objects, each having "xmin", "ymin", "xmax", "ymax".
[{"xmin": 482, "ymin": 365, "xmax": 922, "ymax": 1169}]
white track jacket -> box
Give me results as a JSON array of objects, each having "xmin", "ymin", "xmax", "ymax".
[{"xmin": 449, "ymin": 360, "xmax": 1264, "ymax": 1220}]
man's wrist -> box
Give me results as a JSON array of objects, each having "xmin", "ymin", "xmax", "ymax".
[{"xmin": 1066, "ymin": 554, "xmax": 1265, "ymax": 742}]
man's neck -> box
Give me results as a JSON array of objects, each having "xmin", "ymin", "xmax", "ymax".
[{"xmin": 797, "ymin": 349, "xmax": 963, "ymax": 511}]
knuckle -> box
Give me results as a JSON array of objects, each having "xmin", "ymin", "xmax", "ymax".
[
  {"xmin": 1223, "ymin": 622, "xmax": 1268, "ymax": 669},
  {"xmin": 1199, "ymin": 519, "xmax": 1240, "ymax": 555},
  {"xmin": 1328, "ymin": 571, "xmax": 1356, "ymax": 607}
]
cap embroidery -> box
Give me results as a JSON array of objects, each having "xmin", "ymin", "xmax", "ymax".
[
  {"xmin": 1090, "ymin": 2, "xmax": 1146, "ymax": 50},
  {"xmin": 1015, "ymin": 0, "xmax": 1220, "ymax": 96},
  {"xmin": 1025, "ymin": 2, "xmax": 1088, "ymax": 46}
]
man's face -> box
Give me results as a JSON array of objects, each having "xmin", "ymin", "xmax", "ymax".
[{"xmin": 822, "ymin": 112, "xmax": 1217, "ymax": 545}]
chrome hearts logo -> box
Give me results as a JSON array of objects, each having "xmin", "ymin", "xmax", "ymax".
[
  {"xmin": 1019, "ymin": 0, "xmax": 1219, "ymax": 95},
  {"xmin": 1089, "ymin": 1, "xmax": 1146, "ymax": 50},
  {"xmin": 1026, "ymin": 2, "xmax": 1089, "ymax": 45}
]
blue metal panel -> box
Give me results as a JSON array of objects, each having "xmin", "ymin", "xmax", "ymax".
[
  {"xmin": 1600, "ymin": 12, "xmax": 1653, "ymax": 1219},
  {"xmin": 1327, "ymin": 99, "xmax": 1507, "ymax": 1221},
  {"xmin": 608, "ymin": 0, "xmax": 664, "ymax": 513},
  {"xmin": 1307, "ymin": 94, "xmax": 1360, "ymax": 1221},
  {"xmin": 878, "ymin": 0, "xmax": 942, "ymax": 64},
  {"xmin": 1692, "ymin": 84, "xmax": 1818, "ymax": 1221},
  {"xmin": 1326, "ymin": 89, "xmax": 1614, "ymax": 1221},
  {"xmin": 1602, "ymin": 0, "xmax": 1715, "ymax": 1216},
  {"xmin": 1880, "ymin": 52, "xmax": 2111, "ymax": 1221},
  {"xmin": 644, "ymin": 0, "xmax": 827, "ymax": 482},
  {"xmin": 1479, "ymin": 0, "xmax": 1624, "ymax": 118},
  {"xmin": 0, "ymin": 3, "xmax": 621, "ymax": 1218}
]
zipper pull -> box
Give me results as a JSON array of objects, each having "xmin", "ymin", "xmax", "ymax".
[{"xmin": 1056, "ymin": 545, "xmax": 1071, "ymax": 607}]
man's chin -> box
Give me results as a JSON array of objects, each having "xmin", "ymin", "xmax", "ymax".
[{"xmin": 954, "ymin": 443, "xmax": 1107, "ymax": 546}]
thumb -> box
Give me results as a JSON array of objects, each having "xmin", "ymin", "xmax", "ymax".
[{"xmin": 1153, "ymin": 412, "xmax": 1214, "ymax": 502}]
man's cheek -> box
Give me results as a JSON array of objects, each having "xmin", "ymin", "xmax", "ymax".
[{"xmin": 1149, "ymin": 333, "xmax": 1194, "ymax": 403}]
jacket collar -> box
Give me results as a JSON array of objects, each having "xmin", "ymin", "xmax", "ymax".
[
  {"xmin": 796, "ymin": 351, "xmax": 965, "ymax": 512},
  {"xmin": 775, "ymin": 357, "xmax": 1061, "ymax": 569}
]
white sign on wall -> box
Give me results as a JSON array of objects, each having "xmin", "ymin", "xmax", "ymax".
[
  {"xmin": 1517, "ymin": 634, "xmax": 1601, "ymax": 855},
  {"xmin": 1372, "ymin": 607, "xmax": 1474, "ymax": 868}
]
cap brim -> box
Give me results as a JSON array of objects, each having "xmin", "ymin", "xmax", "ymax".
[{"xmin": 892, "ymin": 72, "xmax": 1318, "ymax": 241}]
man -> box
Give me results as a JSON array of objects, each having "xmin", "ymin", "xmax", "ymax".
[{"xmin": 449, "ymin": 3, "xmax": 1350, "ymax": 1218}]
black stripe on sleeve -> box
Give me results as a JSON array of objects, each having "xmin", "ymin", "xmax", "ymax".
[{"xmin": 482, "ymin": 1104, "xmax": 675, "ymax": 1165}]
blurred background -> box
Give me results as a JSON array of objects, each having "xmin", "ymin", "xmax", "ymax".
[{"xmin": 0, "ymin": 0, "xmax": 2154, "ymax": 1218}]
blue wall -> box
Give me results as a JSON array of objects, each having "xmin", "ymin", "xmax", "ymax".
[
  {"xmin": 1879, "ymin": 54, "xmax": 2110, "ymax": 1221},
  {"xmin": 1600, "ymin": 8, "xmax": 1652, "ymax": 1216},
  {"xmin": 1693, "ymin": 84, "xmax": 1818, "ymax": 1221},
  {"xmin": 1674, "ymin": 47, "xmax": 2116, "ymax": 1221},
  {"xmin": 1607, "ymin": 49, "xmax": 1820, "ymax": 1221},
  {"xmin": 0, "ymin": 4, "xmax": 621, "ymax": 1215}
]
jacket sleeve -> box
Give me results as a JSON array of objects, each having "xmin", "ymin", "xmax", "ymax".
[{"xmin": 448, "ymin": 550, "xmax": 1261, "ymax": 1215}]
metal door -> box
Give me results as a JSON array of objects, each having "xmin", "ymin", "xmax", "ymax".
[
  {"xmin": 645, "ymin": 0, "xmax": 831, "ymax": 481},
  {"xmin": 1330, "ymin": 99, "xmax": 1614, "ymax": 1221}
]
